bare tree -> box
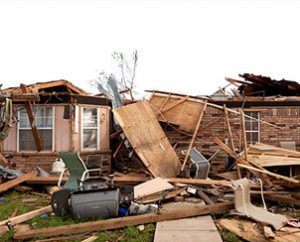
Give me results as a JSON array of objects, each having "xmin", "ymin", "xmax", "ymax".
[{"xmin": 93, "ymin": 50, "xmax": 138, "ymax": 104}]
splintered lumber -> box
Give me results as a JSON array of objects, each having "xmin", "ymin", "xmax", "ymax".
[
  {"xmin": 20, "ymin": 84, "xmax": 43, "ymax": 151},
  {"xmin": 239, "ymin": 109, "xmax": 248, "ymax": 160},
  {"xmin": 14, "ymin": 201, "xmax": 234, "ymax": 240},
  {"xmin": 213, "ymin": 137, "xmax": 273, "ymax": 186},
  {"xmin": 181, "ymin": 100, "xmax": 207, "ymax": 171},
  {"xmin": 0, "ymin": 172, "xmax": 37, "ymax": 193},
  {"xmin": 223, "ymin": 105, "xmax": 235, "ymax": 151},
  {"xmin": 218, "ymin": 218, "xmax": 300, "ymax": 242},
  {"xmin": 81, "ymin": 235, "xmax": 98, "ymax": 242},
  {"xmin": 167, "ymin": 178, "xmax": 231, "ymax": 186},
  {"xmin": 238, "ymin": 164, "xmax": 300, "ymax": 184},
  {"xmin": 134, "ymin": 177, "xmax": 174, "ymax": 199},
  {"xmin": 0, "ymin": 205, "xmax": 52, "ymax": 227},
  {"xmin": 113, "ymin": 101, "xmax": 181, "ymax": 178},
  {"xmin": 137, "ymin": 188, "xmax": 187, "ymax": 204},
  {"xmin": 147, "ymin": 91, "xmax": 280, "ymax": 129},
  {"xmin": 252, "ymin": 193, "xmax": 300, "ymax": 206},
  {"xmin": 0, "ymin": 152, "xmax": 9, "ymax": 165},
  {"xmin": 26, "ymin": 176, "xmax": 67, "ymax": 185}
]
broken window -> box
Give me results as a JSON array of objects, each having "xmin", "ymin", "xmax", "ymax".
[
  {"xmin": 82, "ymin": 108, "xmax": 99, "ymax": 150},
  {"xmin": 18, "ymin": 106, "xmax": 53, "ymax": 151},
  {"xmin": 244, "ymin": 111, "xmax": 260, "ymax": 144}
]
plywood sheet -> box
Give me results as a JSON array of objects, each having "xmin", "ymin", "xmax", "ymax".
[
  {"xmin": 148, "ymin": 93, "xmax": 206, "ymax": 133},
  {"xmin": 113, "ymin": 101, "xmax": 180, "ymax": 178},
  {"xmin": 134, "ymin": 177, "xmax": 174, "ymax": 199}
]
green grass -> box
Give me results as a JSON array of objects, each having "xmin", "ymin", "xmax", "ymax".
[{"xmin": 0, "ymin": 190, "xmax": 155, "ymax": 242}]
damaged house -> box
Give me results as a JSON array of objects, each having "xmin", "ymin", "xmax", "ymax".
[
  {"xmin": 0, "ymin": 80, "xmax": 111, "ymax": 173},
  {"xmin": 147, "ymin": 73, "xmax": 300, "ymax": 176}
]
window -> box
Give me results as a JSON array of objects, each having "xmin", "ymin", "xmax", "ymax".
[
  {"xmin": 18, "ymin": 107, "xmax": 53, "ymax": 151},
  {"xmin": 82, "ymin": 108, "xmax": 99, "ymax": 150},
  {"xmin": 244, "ymin": 111, "xmax": 260, "ymax": 144}
]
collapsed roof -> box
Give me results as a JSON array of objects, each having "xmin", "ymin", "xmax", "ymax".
[{"xmin": 233, "ymin": 73, "xmax": 300, "ymax": 97}]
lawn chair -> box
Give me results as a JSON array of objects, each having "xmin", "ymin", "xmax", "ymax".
[
  {"xmin": 57, "ymin": 152, "xmax": 102, "ymax": 190},
  {"xmin": 182, "ymin": 147, "xmax": 211, "ymax": 179},
  {"xmin": 232, "ymin": 178, "xmax": 287, "ymax": 230}
]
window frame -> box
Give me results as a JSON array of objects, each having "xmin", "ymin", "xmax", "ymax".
[
  {"xmin": 81, "ymin": 107, "xmax": 100, "ymax": 151},
  {"xmin": 244, "ymin": 111, "xmax": 260, "ymax": 144},
  {"xmin": 17, "ymin": 106, "xmax": 55, "ymax": 152}
]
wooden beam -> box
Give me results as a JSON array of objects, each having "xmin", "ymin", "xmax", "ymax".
[
  {"xmin": 26, "ymin": 176, "xmax": 67, "ymax": 185},
  {"xmin": 238, "ymin": 164, "xmax": 300, "ymax": 184},
  {"xmin": 0, "ymin": 205, "xmax": 52, "ymax": 227},
  {"xmin": 113, "ymin": 139, "xmax": 125, "ymax": 158},
  {"xmin": 223, "ymin": 105, "xmax": 235, "ymax": 151},
  {"xmin": 213, "ymin": 137, "xmax": 273, "ymax": 186},
  {"xmin": 181, "ymin": 101, "xmax": 207, "ymax": 171},
  {"xmin": 159, "ymin": 95, "xmax": 189, "ymax": 114},
  {"xmin": 20, "ymin": 84, "xmax": 43, "ymax": 151},
  {"xmin": 0, "ymin": 172, "xmax": 37, "ymax": 193},
  {"xmin": 14, "ymin": 201, "xmax": 234, "ymax": 240},
  {"xmin": 167, "ymin": 178, "xmax": 231, "ymax": 186},
  {"xmin": 239, "ymin": 109, "xmax": 248, "ymax": 160}
]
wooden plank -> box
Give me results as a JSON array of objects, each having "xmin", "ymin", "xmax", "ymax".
[
  {"xmin": 167, "ymin": 178, "xmax": 231, "ymax": 186},
  {"xmin": 0, "ymin": 172, "xmax": 37, "ymax": 193},
  {"xmin": 14, "ymin": 202, "xmax": 234, "ymax": 240},
  {"xmin": 112, "ymin": 139, "xmax": 125, "ymax": 158},
  {"xmin": 223, "ymin": 105, "xmax": 235, "ymax": 151},
  {"xmin": 26, "ymin": 176, "xmax": 66, "ymax": 185},
  {"xmin": 113, "ymin": 101, "xmax": 181, "ymax": 178},
  {"xmin": 238, "ymin": 163, "xmax": 300, "ymax": 184},
  {"xmin": 181, "ymin": 101, "xmax": 207, "ymax": 171},
  {"xmin": 134, "ymin": 177, "xmax": 174, "ymax": 199},
  {"xmin": 213, "ymin": 137, "xmax": 273, "ymax": 186},
  {"xmin": 0, "ymin": 205, "xmax": 52, "ymax": 226},
  {"xmin": 20, "ymin": 84, "xmax": 43, "ymax": 151},
  {"xmin": 81, "ymin": 235, "xmax": 98, "ymax": 242},
  {"xmin": 136, "ymin": 188, "xmax": 186, "ymax": 204},
  {"xmin": 218, "ymin": 218, "xmax": 300, "ymax": 242},
  {"xmin": 247, "ymin": 154, "xmax": 300, "ymax": 167},
  {"xmin": 239, "ymin": 109, "xmax": 248, "ymax": 160},
  {"xmin": 252, "ymin": 193, "xmax": 300, "ymax": 206}
]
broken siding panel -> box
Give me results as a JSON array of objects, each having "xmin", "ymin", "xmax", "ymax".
[
  {"xmin": 113, "ymin": 101, "xmax": 181, "ymax": 178},
  {"xmin": 54, "ymin": 106, "xmax": 71, "ymax": 152}
]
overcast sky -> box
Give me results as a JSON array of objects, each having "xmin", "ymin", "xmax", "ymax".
[{"xmin": 0, "ymin": 0, "xmax": 300, "ymax": 97}]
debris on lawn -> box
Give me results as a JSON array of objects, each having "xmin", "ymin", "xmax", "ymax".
[{"xmin": 0, "ymin": 74, "xmax": 300, "ymax": 241}]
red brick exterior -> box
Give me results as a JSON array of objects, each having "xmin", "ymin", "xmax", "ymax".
[
  {"xmin": 165, "ymin": 105, "xmax": 300, "ymax": 175},
  {"xmin": 4, "ymin": 150, "xmax": 111, "ymax": 174}
]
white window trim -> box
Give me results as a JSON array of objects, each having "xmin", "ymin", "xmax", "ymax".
[
  {"xmin": 245, "ymin": 112, "xmax": 260, "ymax": 144},
  {"xmin": 17, "ymin": 106, "xmax": 55, "ymax": 152},
  {"xmin": 81, "ymin": 107, "xmax": 100, "ymax": 151}
]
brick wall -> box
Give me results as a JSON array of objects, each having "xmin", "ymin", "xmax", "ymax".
[
  {"xmin": 4, "ymin": 150, "xmax": 111, "ymax": 174},
  {"xmin": 165, "ymin": 105, "xmax": 300, "ymax": 175}
]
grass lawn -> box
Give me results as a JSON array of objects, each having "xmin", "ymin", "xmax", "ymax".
[{"xmin": 0, "ymin": 190, "xmax": 155, "ymax": 242}]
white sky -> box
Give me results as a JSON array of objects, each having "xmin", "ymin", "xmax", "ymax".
[{"xmin": 0, "ymin": 0, "xmax": 300, "ymax": 97}]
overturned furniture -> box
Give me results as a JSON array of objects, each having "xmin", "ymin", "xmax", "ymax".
[{"xmin": 52, "ymin": 152, "xmax": 119, "ymax": 220}]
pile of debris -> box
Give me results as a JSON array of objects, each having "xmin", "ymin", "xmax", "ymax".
[{"xmin": 0, "ymin": 76, "xmax": 300, "ymax": 241}]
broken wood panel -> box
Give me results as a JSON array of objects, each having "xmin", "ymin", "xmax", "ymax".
[
  {"xmin": 218, "ymin": 218, "xmax": 300, "ymax": 242},
  {"xmin": 134, "ymin": 177, "xmax": 174, "ymax": 199},
  {"xmin": 247, "ymin": 154, "xmax": 300, "ymax": 167},
  {"xmin": 249, "ymin": 142, "xmax": 300, "ymax": 158},
  {"xmin": 0, "ymin": 172, "xmax": 37, "ymax": 193},
  {"xmin": 149, "ymin": 94, "xmax": 206, "ymax": 133},
  {"xmin": 113, "ymin": 101, "xmax": 181, "ymax": 178},
  {"xmin": 14, "ymin": 202, "xmax": 234, "ymax": 240},
  {"xmin": 0, "ymin": 205, "xmax": 52, "ymax": 226},
  {"xmin": 55, "ymin": 106, "xmax": 71, "ymax": 151}
]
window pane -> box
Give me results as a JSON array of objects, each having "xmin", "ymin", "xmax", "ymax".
[
  {"xmin": 19, "ymin": 130, "xmax": 53, "ymax": 151},
  {"xmin": 19, "ymin": 107, "xmax": 53, "ymax": 128},
  {"xmin": 19, "ymin": 109, "xmax": 30, "ymax": 128},
  {"xmin": 83, "ymin": 108, "xmax": 98, "ymax": 128},
  {"xmin": 83, "ymin": 129, "xmax": 97, "ymax": 149}
]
